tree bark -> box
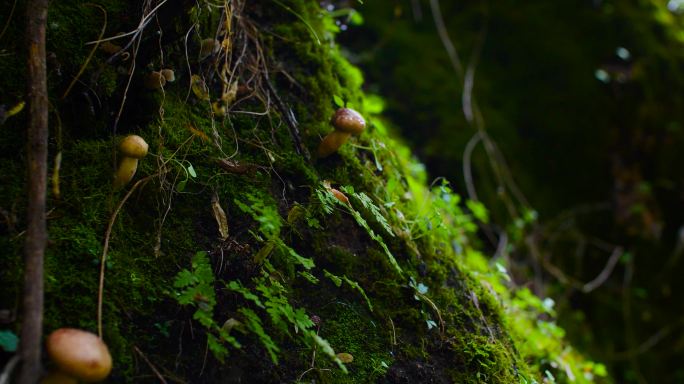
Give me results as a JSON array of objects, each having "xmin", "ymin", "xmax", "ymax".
[{"xmin": 18, "ymin": 0, "xmax": 49, "ymax": 382}]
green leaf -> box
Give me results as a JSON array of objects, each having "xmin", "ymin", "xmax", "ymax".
[
  {"xmin": 240, "ymin": 308, "xmax": 280, "ymax": 363},
  {"xmin": 342, "ymin": 276, "xmax": 373, "ymax": 312},
  {"xmin": 194, "ymin": 309, "xmax": 214, "ymax": 328},
  {"xmin": 325, "ymin": 186, "xmax": 402, "ymax": 275},
  {"xmin": 466, "ymin": 200, "xmax": 489, "ymax": 223},
  {"xmin": 324, "ymin": 270, "xmax": 343, "ymax": 287},
  {"xmin": 234, "ymin": 194, "xmax": 282, "ymax": 238},
  {"xmin": 173, "ymin": 269, "xmax": 197, "ymax": 288},
  {"xmin": 333, "ymin": 94, "xmax": 345, "ymax": 107},
  {"xmin": 416, "ymin": 282, "xmax": 428, "ymax": 295},
  {"xmin": 349, "ymin": 10, "xmax": 364, "ymax": 25},
  {"xmin": 176, "ymin": 179, "xmax": 187, "ymax": 192},
  {"xmin": 253, "ymin": 239, "xmax": 276, "ymax": 264},
  {"xmin": 279, "ymin": 241, "xmax": 314, "ymax": 269},
  {"xmin": 226, "ymin": 280, "xmax": 265, "ymax": 308},
  {"xmin": 315, "ymin": 187, "xmax": 336, "ymax": 214},
  {"xmin": 207, "ymin": 333, "xmax": 228, "ymax": 362},
  {"xmin": 544, "ymin": 370, "xmax": 556, "ymax": 383},
  {"xmin": 350, "ymin": 208, "xmax": 402, "ymax": 275},
  {"xmin": 217, "ymin": 327, "xmax": 241, "ymax": 348},
  {"xmin": 298, "ymin": 270, "xmax": 319, "ymax": 284},
  {"xmin": 348, "ymin": 190, "xmax": 394, "ymax": 237},
  {"xmin": 593, "ymin": 363, "xmax": 608, "ymax": 377},
  {"xmin": 495, "ymin": 262, "xmax": 512, "ymax": 282},
  {"xmin": 311, "ymin": 332, "xmax": 348, "ymax": 374},
  {"xmin": 426, "ymin": 319, "xmax": 437, "ymax": 330},
  {"xmin": 0, "ymin": 330, "xmax": 18, "ymax": 352},
  {"xmin": 186, "ymin": 164, "xmax": 197, "ymax": 178},
  {"xmin": 363, "ymin": 94, "xmax": 384, "ymax": 114}
]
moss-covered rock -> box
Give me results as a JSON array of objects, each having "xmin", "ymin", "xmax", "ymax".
[{"xmin": 0, "ymin": 1, "xmax": 608, "ymax": 383}]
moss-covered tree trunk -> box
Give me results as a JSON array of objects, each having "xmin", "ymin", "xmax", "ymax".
[{"xmin": 0, "ymin": 1, "xmax": 607, "ymax": 383}]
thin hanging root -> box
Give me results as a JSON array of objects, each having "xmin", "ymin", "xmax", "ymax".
[
  {"xmin": 97, "ymin": 173, "xmax": 161, "ymax": 337},
  {"xmin": 61, "ymin": 4, "xmax": 107, "ymax": 100},
  {"xmin": 416, "ymin": 292, "xmax": 445, "ymax": 335},
  {"xmin": 51, "ymin": 152, "xmax": 62, "ymax": 199}
]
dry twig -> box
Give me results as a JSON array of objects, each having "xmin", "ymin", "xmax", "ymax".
[
  {"xmin": 19, "ymin": 0, "xmax": 49, "ymax": 381},
  {"xmin": 134, "ymin": 346, "xmax": 169, "ymax": 384}
]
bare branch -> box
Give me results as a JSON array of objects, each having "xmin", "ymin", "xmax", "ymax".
[{"xmin": 19, "ymin": 0, "xmax": 49, "ymax": 381}]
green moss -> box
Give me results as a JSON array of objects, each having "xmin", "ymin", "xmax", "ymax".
[
  {"xmin": 312, "ymin": 302, "xmax": 392, "ymax": 383},
  {"xmin": 0, "ymin": 1, "xmax": 608, "ymax": 382}
]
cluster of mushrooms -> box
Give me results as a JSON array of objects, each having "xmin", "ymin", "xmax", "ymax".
[
  {"xmin": 317, "ymin": 107, "xmax": 366, "ymax": 158},
  {"xmin": 42, "ymin": 328, "xmax": 112, "ymax": 383}
]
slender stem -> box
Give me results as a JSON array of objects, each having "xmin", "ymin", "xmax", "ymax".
[
  {"xmin": 19, "ymin": 0, "xmax": 49, "ymax": 382},
  {"xmin": 98, "ymin": 173, "xmax": 161, "ymax": 337}
]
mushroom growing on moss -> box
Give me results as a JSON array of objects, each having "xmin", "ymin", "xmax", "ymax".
[
  {"xmin": 113, "ymin": 134, "xmax": 148, "ymax": 189},
  {"xmin": 317, "ymin": 131, "xmax": 351, "ymax": 158},
  {"xmin": 199, "ymin": 38, "xmax": 220, "ymax": 60},
  {"xmin": 331, "ymin": 107, "xmax": 366, "ymax": 134},
  {"xmin": 317, "ymin": 108, "xmax": 366, "ymax": 158},
  {"xmin": 160, "ymin": 69, "xmax": 175, "ymax": 82},
  {"xmin": 144, "ymin": 71, "xmax": 166, "ymax": 90},
  {"xmin": 44, "ymin": 328, "xmax": 112, "ymax": 383}
]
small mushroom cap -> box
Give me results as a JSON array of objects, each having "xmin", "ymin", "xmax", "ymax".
[
  {"xmin": 331, "ymin": 108, "xmax": 366, "ymax": 134},
  {"xmin": 199, "ymin": 38, "xmax": 220, "ymax": 60},
  {"xmin": 119, "ymin": 135, "xmax": 148, "ymax": 158},
  {"xmin": 160, "ymin": 69, "xmax": 175, "ymax": 82},
  {"xmin": 99, "ymin": 42, "xmax": 122, "ymax": 55},
  {"xmin": 144, "ymin": 71, "xmax": 166, "ymax": 90},
  {"xmin": 330, "ymin": 188, "xmax": 350, "ymax": 205},
  {"xmin": 336, "ymin": 352, "xmax": 354, "ymax": 364},
  {"xmin": 46, "ymin": 328, "xmax": 112, "ymax": 383}
]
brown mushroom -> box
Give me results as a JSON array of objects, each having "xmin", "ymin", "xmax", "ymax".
[
  {"xmin": 317, "ymin": 131, "xmax": 351, "ymax": 158},
  {"xmin": 144, "ymin": 71, "xmax": 166, "ymax": 90},
  {"xmin": 317, "ymin": 107, "xmax": 366, "ymax": 158},
  {"xmin": 199, "ymin": 38, "xmax": 220, "ymax": 60},
  {"xmin": 330, "ymin": 188, "xmax": 350, "ymax": 205},
  {"xmin": 336, "ymin": 352, "xmax": 354, "ymax": 364},
  {"xmin": 330, "ymin": 108, "xmax": 366, "ymax": 135},
  {"xmin": 160, "ymin": 69, "xmax": 175, "ymax": 82},
  {"xmin": 113, "ymin": 135, "xmax": 148, "ymax": 189},
  {"xmin": 99, "ymin": 42, "xmax": 122, "ymax": 55},
  {"xmin": 45, "ymin": 328, "xmax": 112, "ymax": 383}
]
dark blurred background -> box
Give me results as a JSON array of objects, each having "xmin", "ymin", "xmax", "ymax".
[{"xmin": 333, "ymin": 0, "xmax": 684, "ymax": 382}]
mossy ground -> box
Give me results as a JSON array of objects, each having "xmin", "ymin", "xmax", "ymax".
[{"xmin": 1, "ymin": 1, "xmax": 607, "ymax": 383}]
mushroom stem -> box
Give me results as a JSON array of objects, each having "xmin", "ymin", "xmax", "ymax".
[
  {"xmin": 144, "ymin": 71, "xmax": 166, "ymax": 90},
  {"xmin": 40, "ymin": 370, "xmax": 77, "ymax": 384},
  {"xmin": 317, "ymin": 131, "xmax": 350, "ymax": 158},
  {"xmin": 113, "ymin": 135, "xmax": 148, "ymax": 190},
  {"xmin": 113, "ymin": 157, "xmax": 139, "ymax": 190}
]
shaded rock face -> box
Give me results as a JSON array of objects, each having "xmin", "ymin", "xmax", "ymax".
[{"xmin": 0, "ymin": 1, "xmax": 606, "ymax": 383}]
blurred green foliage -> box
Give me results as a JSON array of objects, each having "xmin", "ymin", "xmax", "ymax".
[{"xmin": 343, "ymin": 0, "xmax": 684, "ymax": 382}]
